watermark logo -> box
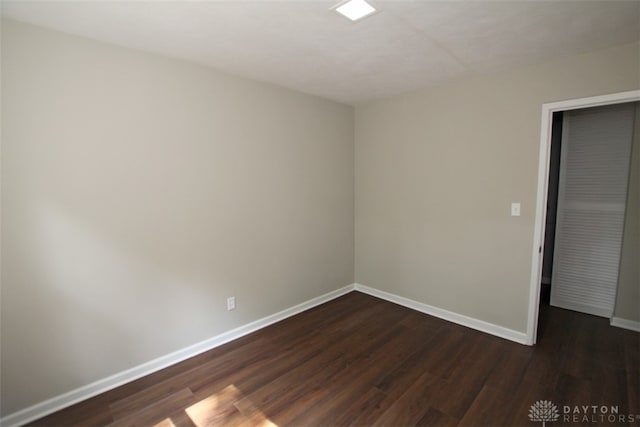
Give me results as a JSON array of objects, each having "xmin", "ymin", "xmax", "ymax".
[
  {"xmin": 529, "ymin": 400, "xmax": 560, "ymax": 427},
  {"xmin": 528, "ymin": 402, "xmax": 640, "ymax": 425}
]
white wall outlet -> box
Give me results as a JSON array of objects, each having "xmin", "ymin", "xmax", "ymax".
[
  {"xmin": 511, "ymin": 202, "xmax": 521, "ymax": 216},
  {"xmin": 227, "ymin": 296, "xmax": 236, "ymax": 311}
]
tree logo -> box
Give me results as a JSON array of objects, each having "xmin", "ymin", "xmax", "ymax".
[{"xmin": 529, "ymin": 400, "xmax": 559, "ymax": 426}]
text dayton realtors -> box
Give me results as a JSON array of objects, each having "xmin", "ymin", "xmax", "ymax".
[{"xmin": 562, "ymin": 405, "xmax": 639, "ymax": 424}]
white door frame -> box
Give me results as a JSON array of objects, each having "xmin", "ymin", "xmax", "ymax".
[{"xmin": 525, "ymin": 89, "xmax": 640, "ymax": 345}]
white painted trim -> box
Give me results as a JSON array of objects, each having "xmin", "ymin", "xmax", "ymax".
[
  {"xmin": 527, "ymin": 90, "xmax": 640, "ymax": 346},
  {"xmin": 610, "ymin": 317, "xmax": 640, "ymax": 332},
  {"xmin": 540, "ymin": 91, "xmax": 640, "ymax": 113},
  {"xmin": 0, "ymin": 284, "xmax": 356, "ymax": 427},
  {"xmin": 354, "ymin": 283, "xmax": 528, "ymax": 345}
]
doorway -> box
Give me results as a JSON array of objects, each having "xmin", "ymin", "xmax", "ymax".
[
  {"xmin": 540, "ymin": 111, "xmax": 563, "ymax": 306},
  {"xmin": 526, "ymin": 90, "xmax": 640, "ymax": 346}
]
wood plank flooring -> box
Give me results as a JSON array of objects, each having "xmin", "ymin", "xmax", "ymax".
[{"xmin": 27, "ymin": 291, "xmax": 640, "ymax": 427}]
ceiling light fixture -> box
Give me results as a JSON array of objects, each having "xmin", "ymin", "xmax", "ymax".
[{"xmin": 334, "ymin": 0, "xmax": 376, "ymax": 22}]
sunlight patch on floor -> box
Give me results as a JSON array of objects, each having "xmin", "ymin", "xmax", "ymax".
[
  {"xmin": 185, "ymin": 384, "xmax": 278, "ymax": 427},
  {"xmin": 153, "ymin": 417, "xmax": 177, "ymax": 427}
]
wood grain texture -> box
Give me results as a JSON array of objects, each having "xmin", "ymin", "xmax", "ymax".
[{"xmin": 27, "ymin": 291, "xmax": 640, "ymax": 427}]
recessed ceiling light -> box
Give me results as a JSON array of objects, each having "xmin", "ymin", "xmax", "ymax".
[{"xmin": 334, "ymin": 0, "xmax": 376, "ymax": 22}]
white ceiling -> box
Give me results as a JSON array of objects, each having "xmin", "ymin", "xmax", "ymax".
[{"xmin": 2, "ymin": 0, "xmax": 639, "ymax": 105}]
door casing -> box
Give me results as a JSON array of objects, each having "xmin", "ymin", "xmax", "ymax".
[{"xmin": 526, "ymin": 90, "xmax": 640, "ymax": 345}]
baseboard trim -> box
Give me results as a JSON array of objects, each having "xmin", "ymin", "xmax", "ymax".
[
  {"xmin": 2, "ymin": 282, "xmax": 534, "ymax": 426},
  {"xmin": 610, "ymin": 316, "xmax": 640, "ymax": 332},
  {"xmin": 0, "ymin": 284, "xmax": 355, "ymax": 427},
  {"xmin": 354, "ymin": 283, "xmax": 529, "ymax": 345}
]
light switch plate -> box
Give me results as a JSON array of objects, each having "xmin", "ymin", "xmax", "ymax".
[{"xmin": 511, "ymin": 203, "xmax": 521, "ymax": 216}]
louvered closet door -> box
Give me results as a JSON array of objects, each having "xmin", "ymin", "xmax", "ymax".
[{"xmin": 550, "ymin": 102, "xmax": 635, "ymax": 318}]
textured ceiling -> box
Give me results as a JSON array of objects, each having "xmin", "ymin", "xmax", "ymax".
[{"xmin": 2, "ymin": 0, "xmax": 639, "ymax": 105}]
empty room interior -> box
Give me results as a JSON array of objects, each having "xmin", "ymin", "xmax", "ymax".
[{"xmin": 1, "ymin": 1, "xmax": 639, "ymax": 426}]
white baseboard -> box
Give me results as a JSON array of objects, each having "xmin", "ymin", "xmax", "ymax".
[
  {"xmin": 2, "ymin": 282, "xmax": 534, "ymax": 426},
  {"xmin": 0, "ymin": 284, "xmax": 355, "ymax": 427},
  {"xmin": 354, "ymin": 283, "xmax": 529, "ymax": 345},
  {"xmin": 610, "ymin": 316, "xmax": 640, "ymax": 332}
]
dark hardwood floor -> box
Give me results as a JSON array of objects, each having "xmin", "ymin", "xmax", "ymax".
[{"xmin": 28, "ymin": 291, "xmax": 639, "ymax": 427}]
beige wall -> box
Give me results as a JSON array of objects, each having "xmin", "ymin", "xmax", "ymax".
[
  {"xmin": 3, "ymin": 14, "xmax": 640, "ymax": 421},
  {"xmin": 615, "ymin": 105, "xmax": 640, "ymax": 322},
  {"xmin": 0, "ymin": 19, "xmax": 354, "ymax": 415},
  {"xmin": 355, "ymin": 42, "xmax": 640, "ymax": 333}
]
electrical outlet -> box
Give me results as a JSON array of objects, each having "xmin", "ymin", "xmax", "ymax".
[
  {"xmin": 511, "ymin": 202, "xmax": 521, "ymax": 217},
  {"xmin": 227, "ymin": 296, "xmax": 236, "ymax": 311}
]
